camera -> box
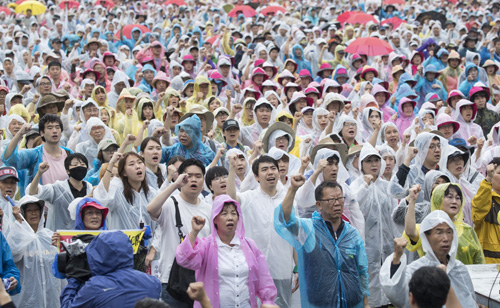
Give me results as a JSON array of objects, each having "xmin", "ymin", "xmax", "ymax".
[{"xmin": 57, "ymin": 234, "xmax": 95, "ymax": 282}]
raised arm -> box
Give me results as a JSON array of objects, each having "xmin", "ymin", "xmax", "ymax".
[
  {"xmin": 147, "ymin": 173, "xmax": 188, "ymax": 220},
  {"xmin": 28, "ymin": 162, "xmax": 49, "ymax": 196},
  {"xmin": 102, "ymin": 152, "xmax": 123, "ymax": 193},
  {"xmin": 404, "ymin": 184, "xmax": 421, "ymax": 242},
  {"xmin": 226, "ymin": 153, "xmax": 241, "ymax": 203},
  {"xmin": 3, "ymin": 123, "xmax": 31, "ymax": 161},
  {"xmin": 282, "ymin": 175, "xmax": 305, "ymax": 222},
  {"xmin": 189, "ymin": 216, "xmax": 206, "ymax": 247}
]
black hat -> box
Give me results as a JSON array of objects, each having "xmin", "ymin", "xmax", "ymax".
[{"xmin": 222, "ymin": 119, "xmax": 239, "ymax": 131}]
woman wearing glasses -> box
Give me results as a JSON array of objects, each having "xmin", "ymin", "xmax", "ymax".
[
  {"xmin": 404, "ymin": 182, "xmax": 485, "ymax": 265},
  {"xmin": 349, "ymin": 143, "xmax": 399, "ymax": 308}
]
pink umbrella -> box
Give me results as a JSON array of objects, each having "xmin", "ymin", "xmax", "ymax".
[
  {"xmin": 344, "ymin": 37, "xmax": 394, "ymax": 57},
  {"xmin": 337, "ymin": 11, "xmax": 360, "ymax": 24},
  {"xmin": 381, "ymin": 16, "xmax": 406, "ymax": 29},
  {"xmin": 228, "ymin": 5, "xmax": 257, "ymax": 17},
  {"xmin": 344, "ymin": 12, "xmax": 378, "ymax": 25}
]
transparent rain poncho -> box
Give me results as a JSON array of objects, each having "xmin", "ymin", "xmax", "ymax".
[
  {"xmin": 389, "ymin": 132, "xmax": 449, "ymax": 203},
  {"xmin": 274, "ymin": 203, "xmax": 369, "ymax": 308},
  {"xmin": 404, "ymin": 183, "xmax": 485, "ymax": 265},
  {"xmin": 7, "ymin": 196, "xmax": 63, "ymax": 308},
  {"xmin": 26, "ymin": 180, "xmax": 93, "ymax": 231},
  {"xmin": 380, "ymin": 210, "xmax": 477, "ymax": 308},
  {"xmin": 93, "ymin": 177, "xmax": 157, "ymax": 230},
  {"xmin": 349, "ymin": 143, "xmax": 397, "ymax": 307},
  {"xmin": 295, "ymin": 148, "xmax": 365, "ymax": 240}
]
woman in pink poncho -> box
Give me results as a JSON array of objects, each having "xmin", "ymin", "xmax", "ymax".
[
  {"xmin": 176, "ymin": 194, "xmax": 277, "ymax": 308},
  {"xmin": 391, "ymin": 97, "xmax": 416, "ymax": 139}
]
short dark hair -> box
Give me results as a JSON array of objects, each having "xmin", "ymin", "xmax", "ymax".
[
  {"xmin": 444, "ymin": 183, "xmax": 463, "ymax": 201},
  {"xmin": 64, "ymin": 153, "xmax": 89, "ymax": 170},
  {"xmin": 315, "ymin": 181, "xmax": 343, "ymax": 201},
  {"xmin": 48, "ymin": 60, "xmax": 61, "ymax": 69},
  {"xmin": 39, "ymin": 114, "xmax": 64, "ymax": 142},
  {"xmin": 251, "ymin": 155, "xmax": 278, "ymax": 176},
  {"xmin": 178, "ymin": 158, "xmax": 205, "ymax": 176},
  {"xmin": 167, "ymin": 155, "xmax": 185, "ymax": 166},
  {"xmin": 409, "ymin": 266, "xmax": 450, "ymax": 308},
  {"xmin": 490, "ymin": 157, "xmax": 500, "ymax": 166},
  {"xmin": 254, "ymin": 104, "xmax": 272, "ymax": 113},
  {"xmin": 205, "ymin": 166, "xmax": 228, "ymax": 193}
]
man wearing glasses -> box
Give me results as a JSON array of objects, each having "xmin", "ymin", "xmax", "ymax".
[{"xmin": 275, "ymin": 176, "xmax": 369, "ymax": 308}]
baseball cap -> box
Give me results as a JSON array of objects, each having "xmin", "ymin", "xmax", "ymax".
[
  {"xmin": 98, "ymin": 139, "xmax": 119, "ymax": 152},
  {"xmin": 0, "ymin": 167, "xmax": 19, "ymax": 182},
  {"xmin": 222, "ymin": 119, "xmax": 239, "ymax": 131}
]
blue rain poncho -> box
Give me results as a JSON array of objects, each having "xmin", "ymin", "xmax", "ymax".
[
  {"xmin": 0, "ymin": 231, "xmax": 20, "ymax": 296},
  {"xmin": 161, "ymin": 114, "xmax": 215, "ymax": 166},
  {"xmin": 274, "ymin": 205, "xmax": 369, "ymax": 308},
  {"xmin": 414, "ymin": 64, "xmax": 447, "ymax": 107}
]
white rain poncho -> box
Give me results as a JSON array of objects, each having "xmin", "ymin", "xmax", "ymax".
[
  {"xmin": 145, "ymin": 164, "xmax": 167, "ymax": 191},
  {"xmin": 377, "ymin": 122, "xmax": 405, "ymax": 167},
  {"xmin": 223, "ymin": 148, "xmax": 256, "ymax": 192},
  {"xmin": 389, "ymin": 132, "xmax": 449, "ymax": 203},
  {"xmin": 267, "ymin": 129, "xmax": 294, "ymax": 153},
  {"xmin": 26, "ymin": 180, "xmax": 93, "ymax": 231},
  {"xmin": 349, "ymin": 143, "xmax": 398, "ymax": 307},
  {"xmin": 380, "ymin": 210, "xmax": 477, "ymax": 308},
  {"xmin": 70, "ymin": 117, "xmax": 116, "ymax": 165},
  {"xmin": 295, "ymin": 148, "xmax": 365, "ymax": 240},
  {"xmin": 93, "ymin": 177, "xmax": 157, "ymax": 230},
  {"xmin": 333, "ymin": 113, "xmax": 362, "ymax": 144},
  {"xmin": 360, "ymin": 107, "xmax": 383, "ymax": 143},
  {"xmin": 274, "ymin": 201, "xmax": 369, "ymax": 308},
  {"xmin": 7, "ymin": 196, "xmax": 63, "ymax": 308},
  {"xmin": 311, "ymin": 107, "xmax": 329, "ymax": 145},
  {"xmin": 240, "ymin": 98, "xmax": 276, "ymax": 148},
  {"xmin": 0, "ymin": 114, "xmax": 26, "ymax": 161},
  {"xmin": 268, "ymin": 147, "xmax": 301, "ymax": 191},
  {"xmin": 444, "ymin": 146, "xmax": 483, "ymax": 226},
  {"xmin": 108, "ymin": 70, "xmax": 130, "ymax": 109}
]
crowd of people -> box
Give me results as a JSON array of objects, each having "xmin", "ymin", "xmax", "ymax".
[{"xmin": 0, "ymin": 0, "xmax": 499, "ymax": 307}]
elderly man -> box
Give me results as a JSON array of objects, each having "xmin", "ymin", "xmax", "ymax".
[
  {"xmin": 275, "ymin": 177, "xmax": 369, "ymax": 308},
  {"xmin": 379, "ymin": 210, "xmax": 477, "ymax": 308}
]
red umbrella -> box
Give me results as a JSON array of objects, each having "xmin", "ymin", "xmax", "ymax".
[
  {"xmin": 384, "ymin": 0, "xmax": 405, "ymax": 4},
  {"xmin": 337, "ymin": 11, "xmax": 360, "ymax": 25},
  {"xmin": 116, "ymin": 24, "xmax": 151, "ymax": 39},
  {"xmin": 0, "ymin": 7, "xmax": 11, "ymax": 14},
  {"xmin": 205, "ymin": 35, "xmax": 219, "ymax": 45},
  {"xmin": 344, "ymin": 12, "xmax": 378, "ymax": 25},
  {"xmin": 381, "ymin": 16, "xmax": 406, "ymax": 29},
  {"xmin": 344, "ymin": 37, "xmax": 394, "ymax": 57},
  {"xmin": 163, "ymin": 0, "xmax": 186, "ymax": 6},
  {"xmin": 261, "ymin": 5, "xmax": 285, "ymax": 15},
  {"xmin": 95, "ymin": 0, "xmax": 114, "ymax": 9},
  {"xmin": 228, "ymin": 5, "xmax": 256, "ymax": 17},
  {"xmin": 59, "ymin": 0, "xmax": 79, "ymax": 9}
]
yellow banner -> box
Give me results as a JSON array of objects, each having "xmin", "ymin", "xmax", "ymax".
[{"xmin": 57, "ymin": 230, "xmax": 145, "ymax": 254}]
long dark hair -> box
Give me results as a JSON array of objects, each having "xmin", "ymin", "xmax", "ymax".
[
  {"xmin": 118, "ymin": 152, "xmax": 149, "ymax": 205},
  {"xmin": 140, "ymin": 137, "xmax": 164, "ymax": 188}
]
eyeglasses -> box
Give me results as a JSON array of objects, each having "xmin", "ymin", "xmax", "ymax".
[
  {"xmin": 429, "ymin": 143, "xmax": 441, "ymax": 151},
  {"xmin": 343, "ymin": 122, "xmax": 356, "ymax": 127},
  {"xmin": 213, "ymin": 175, "xmax": 228, "ymax": 182},
  {"xmin": 319, "ymin": 196, "xmax": 344, "ymax": 205},
  {"xmin": 39, "ymin": 82, "xmax": 51, "ymax": 86}
]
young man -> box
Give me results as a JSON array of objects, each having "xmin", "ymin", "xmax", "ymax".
[
  {"xmin": 47, "ymin": 60, "xmax": 68, "ymax": 92},
  {"xmin": 2, "ymin": 114, "xmax": 72, "ymax": 195},
  {"xmin": 240, "ymin": 98, "xmax": 274, "ymax": 147},
  {"xmin": 276, "ymin": 179, "xmax": 369, "ymax": 308},
  {"xmin": 227, "ymin": 154, "xmax": 294, "ymax": 308},
  {"xmin": 147, "ymin": 158, "xmax": 212, "ymax": 308},
  {"xmin": 204, "ymin": 166, "xmax": 228, "ymax": 204},
  {"xmin": 27, "ymin": 154, "xmax": 92, "ymax": 231}
]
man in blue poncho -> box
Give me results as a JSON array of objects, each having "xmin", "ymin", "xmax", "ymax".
[
  {"xmin": 274, "ymin": 176, "xmax": 369, "ymax": 308},
  {"xmin": 161, "ymin": 114, "xmax": 215, "ymax": 166},
  {"xmin": 0, "ymin": 231, "xmax": 20, "ymax": 296}
]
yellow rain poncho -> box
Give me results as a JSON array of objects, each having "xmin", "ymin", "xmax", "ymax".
[
  {"xmin": 186, "ymin": 76, "xmax": 212, "ymax": 109},
  {"xmin": 404, "ymin": 183, "xmax": 485, "ymax": 265},
  {"xmin": 275, "ymin": 110, "xmax": 301, "ymax": 158},
  {"xmin": 91, "ymin": 85, "xmax": 109, "ymax": 107},
  {"xmin": 115, "ymin": 88, "xmax": 138, "ymax": 138}
]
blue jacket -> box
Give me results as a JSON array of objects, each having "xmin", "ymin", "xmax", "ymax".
[
  {"xmin": 0, "ymin": 232, "xmax": 20, "ymax": 296},
  {"xmin": 1, "ymin": 144, "xmax": 72, "ymax": 195},
  {"xmin": 60, "ymin": 231, "xmax": 161, "ymax": 308}
]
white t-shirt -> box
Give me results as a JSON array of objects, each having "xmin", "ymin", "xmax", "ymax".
[{"xmin": 155, "ymin": 194, "xmax": 212, "ymax": 283}]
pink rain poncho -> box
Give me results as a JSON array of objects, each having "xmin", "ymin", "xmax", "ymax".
[
  {"xmin": 453, "ymin": 99, "xmax": 484, "ymax": 144},
  {"xmin": 176, "ymin": 194, "xmax": 277, "ymax": 308}
]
